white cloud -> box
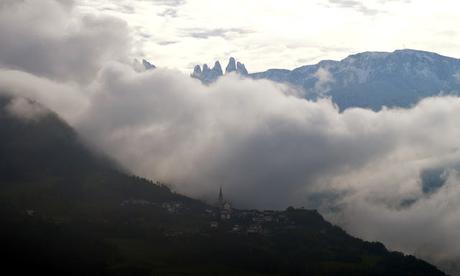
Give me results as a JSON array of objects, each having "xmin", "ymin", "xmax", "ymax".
[
  {"xmin": 454, "ymin": 72, "xmax": 460, "ymax": 81},
  {"xmin": 6, "ymin": 97, "xmax": 50, "ymax": 121},
  {"xmin": 0, "ymin": 69, "xmax": 88, "ymax": 123},
  {"xmin": 313, "ymin": 67, "xmax": 335, "ymax": 94},
  {"xmin": 332, "ymin": 170, "xmax": 460, "ymax": 272}
]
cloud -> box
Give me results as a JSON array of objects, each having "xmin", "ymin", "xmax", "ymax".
[
  {"xmin": 326, "ymin": 0, "xmax": 381, "ymax": 15},
  {"xmin": 1, "ymin": 1, "xmax": 460, "ymax": 274},
  {"xmin": 156, "ymin": 40, "xmax": 179, "ymax": 46},
  {"xmin": 0, "ymin": 0, "xmax": 131, "ymax": 83},
  {"xmin": 5, "ymin": 53, "xmax": 460, "ymax": 274},
  {"xmin": 6, "ymin": 97, "xmax": 50, "ymax": 121},
  {"xmin": 326, "ymin": 0, "xmax": 413, "ymax": 15},
  {"xmin": 158, "ymin": 8, "xmax": 178, "ymax": 17},
  {"xmin": 0, "ymin": 69, "xmax": 88, "ymax": 123},
  {"xmin": 331, "ymin": 170, "xmax": 460, "ymax": 273},
  {"xmin": 313, "ymin": 67, "xmax": 335, "ymax": 94},
  {"xmin": 149, "ymin": 0, "xmax": 186, "ymax": 7},
  {"xmin": 148, "ymin": 0, "xmax": 186, "ymax": 19},
  {"xmin": 72, "ymin": 68, "xmax": 460, "ymax": 275},
  {"xmin": 101, "ymin": 4, "xmax": 135, "ymax": 14},
  {"xmin": 183, "ymin": 28, "xmax": 253, "ymax": 39},
  {"xmin": 454, "ymin": 72, "xmax": 460, "ymax": 81}
]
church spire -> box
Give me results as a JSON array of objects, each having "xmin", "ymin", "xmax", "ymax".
[{"xmin": 218, "ymin": 186, "xmax": 223, "ymax": 203}]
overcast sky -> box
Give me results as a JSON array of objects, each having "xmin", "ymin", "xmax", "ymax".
[{"xmin": 76, "ymin": 0, "xmax": 460, "ymax": 72}]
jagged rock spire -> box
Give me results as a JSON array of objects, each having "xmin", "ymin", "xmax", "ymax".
[
  {"xmin": 202, "ymin": 63, "xmax": 211, "ymax": 74},
  {"xmin": 193, "ymin": 65, "xmax": 202, "ymax": 75},
  {"xmin": 236, "ymin": 61, "xmax": 248, "ymax": 75},
  {"xmin": 225, "ymin": 57, "xmax": 237, "ymax": 73},
  {"xmin": 218, "ymin": 186, "xmax": 223, "ymax": 204},
  {"xmin": 212, "ymin": 61, "xmax": 223, "ymax": 76},
  {"xmin": 192, "ymin": 57, "xmax": 249, "ymax": 84},
  {"xmin": 142, "ymin": 59, "xmax": 156, "ymax": 70}
]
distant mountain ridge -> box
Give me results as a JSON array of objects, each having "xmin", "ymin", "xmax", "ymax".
[{"xmin": 192, "ymin": 49, "xmax": 460, "ymax": 110}]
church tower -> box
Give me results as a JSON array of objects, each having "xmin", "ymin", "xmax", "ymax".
[
  {"xmin": 218, "ymin": 186, "xmax": 224, "ymax": 206},
  {"xmin": 217, "ymin": 186, "xmax": 232, "ymax": 220}
]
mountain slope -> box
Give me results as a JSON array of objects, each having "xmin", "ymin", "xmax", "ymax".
[
  {"xmin": 251, "ymin": 49, "xmax": 460, "ymax": 110},
  {"xmin": 0, "ymin": 95, "xmax": 447, "ymax": 275},
  {"xmin": 0, "ymin": 96, "xmax": 196, "ymax": 214}
]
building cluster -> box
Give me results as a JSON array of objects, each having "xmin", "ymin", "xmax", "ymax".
[
  {"xmin": 119, "ymin": 189, "xmax": 298, "ymax": 237},
  {"xmin": 209, "ymin": 188, "xmax": 295, "ymax": 235}
]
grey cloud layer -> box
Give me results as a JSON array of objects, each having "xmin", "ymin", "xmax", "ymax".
[
  {"xmin": 1, "ymin": 1, "xmax": 460, "ymax": 274},
  {"xmin": 0, "ymin": 0, "xmax": 131, "ymax": 83}
]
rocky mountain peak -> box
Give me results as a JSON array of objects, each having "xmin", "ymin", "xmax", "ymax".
[
  {"xmin": 192, "ymin": 57, "xmax": 249, "ymax": 84},
  {"xmin": 225, "ymin": 57, "xmax": 237, "ymax": 73},
  {"xmin": 213, "ymin": 61, "xmax": 223, "ymax": 76},
  {"xmin": 202, "ymin": 64, "xmax": 210, "ymax": 73},
  {"xmin": 142, "ymin": 59, "xmax": 156, "ymax": 70},
  {"xmin": 193, "ymin": 65, "xmax": 202, "ymax": 75},
  {"xmin": 236, "ymin": 61, "xmax": 248, "ymax": 75}
]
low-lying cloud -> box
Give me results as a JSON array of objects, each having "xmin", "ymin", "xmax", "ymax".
[
  {"xmin": 6, "ymin": 97, "xmax": 50, "ymax": 121},
  {"xmin": 1, "ymin": 0, "xmax": 460, "ymax": 274}
]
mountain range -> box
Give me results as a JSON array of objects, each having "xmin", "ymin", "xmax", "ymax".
[{"xmin": 192, "ymin": 49, "xmax": 460, "ymax": 110}]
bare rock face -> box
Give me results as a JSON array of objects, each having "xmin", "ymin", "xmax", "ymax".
[
  {"xmin": 225, "ymin": 57, "xmax": 237, "ymax": 74},
  {"xmin": 236, "ymin": 61, "xmax": 248, "ymax": 75},
  {"xmin": 202, "ymin": 63, "xmax": 211, "ymax": 74},
  {"xmin": 213, "ymin": 61, "xmax": 223, "ymax": 76},
  {"xmin": 192, "ymin": 57, "xmax": 249, "ymax": 84},
  {"xmin": 192, "ymin": 65, "xmax": 202, "ymax": 76},
  {"xmin": 142, "ymin": 59, "xmax": 156, "ymax": 70}
]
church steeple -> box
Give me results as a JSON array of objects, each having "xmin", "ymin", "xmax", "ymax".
[
  {"xmin": 216, "ymin": 186, "xmax": 232, "ymax": 220},
  {"xmin": 218, "ymin": 186, "xmax": 223, "ymax": 204}
]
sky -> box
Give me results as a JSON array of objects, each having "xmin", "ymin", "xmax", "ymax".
[
  {"xmin": 76, "ymin": 0, "xmax": 460, "ymax": 72},
  {"xmin": 2, "ymin": 0, "xmax": 460, "ymax": 274}
]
